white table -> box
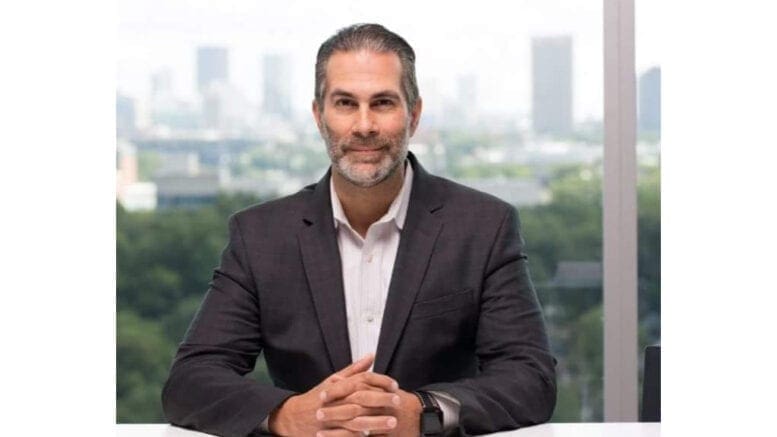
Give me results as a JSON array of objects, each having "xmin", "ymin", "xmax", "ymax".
[{"xmin": 116, "ymin": 423, "xmax": 661, "ymax": 436}]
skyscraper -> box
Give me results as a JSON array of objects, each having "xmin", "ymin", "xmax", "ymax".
[
  {"xmin": 151, "ymin": 68, "xmax": 173, "ymax": 99},
  {"xmin": 262, "ymin": 54, "xmax": 292, "ymax": 119},
  {"xmin": 449, "ymin": 73, "xmax": 477, "ymax": 126},
  {"xmin": 197, "ymin": 47, "xmax": 229, "ymax": 94},
  {"xmin": 532, "ymin": 36, "xmax": 573, "ymax": 137},
  {"xmin": 639, "ymin": 67, "xmax": 661, "ymax": 135}
]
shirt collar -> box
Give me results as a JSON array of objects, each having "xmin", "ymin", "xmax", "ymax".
[{"xmin": 330, "ymin": 160, "xmax": 414, "ymax": 231}]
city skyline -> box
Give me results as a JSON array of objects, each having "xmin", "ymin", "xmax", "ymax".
[
  {"xmin": 118, "ymin": 39, "xmax": 659, "ymax": 136},
  {"xmin": 119, "ymin": 0, "xmax": 661, "ymax": 125}
]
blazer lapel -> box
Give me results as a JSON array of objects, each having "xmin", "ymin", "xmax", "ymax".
[
  {"xmin": 373, "ymin": 155, "xmax": 444, "ymax": 374},
  {"xmin": 298, "ymin": 171, "xmax": 352, "ymax": 373}
]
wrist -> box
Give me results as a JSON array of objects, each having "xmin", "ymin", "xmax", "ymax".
[
  {"xmin": 268, "ymin": 395, "xmax": 297, "ymax": 436},
  {"xmin": 407, "ymin": 390, "xmax": 423, "ymax": 415}
]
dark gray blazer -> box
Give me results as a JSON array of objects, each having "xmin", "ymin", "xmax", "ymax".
[{"xmin": 162, "ymin": 154, "xmax": 557, "ymax": 436}]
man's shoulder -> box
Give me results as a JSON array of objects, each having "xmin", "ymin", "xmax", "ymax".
[
  {"xmin": 429, "ymin": 173, "xmax": 515, "ymax": 218},
  {"xmin": 229, "ymin": 183, "xmax": 316, "ymax": 226}
]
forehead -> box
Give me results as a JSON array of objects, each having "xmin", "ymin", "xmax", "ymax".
[{"xmin": 324, "ymin": 49, "xmax": 403, "ymax": 97}]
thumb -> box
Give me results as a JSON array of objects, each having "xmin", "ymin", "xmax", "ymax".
[{"xmin": 334, "ymin": 353, "xmax": 375, "ymax": 378}]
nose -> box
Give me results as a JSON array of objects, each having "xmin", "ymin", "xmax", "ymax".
[{"xmin": 352, "ymin": 107, "xmax": 378, "ymax": 138}]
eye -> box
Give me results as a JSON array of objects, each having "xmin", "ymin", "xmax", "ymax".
[
  {"xmin": 373, "ymin": 98, "xmax": 396, "ymax": 108},
  {"xmin": 334, "ymin": 99, "xmax": 356, "ymax": 108}
]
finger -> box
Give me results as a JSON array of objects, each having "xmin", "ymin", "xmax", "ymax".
[
  {"xmin": 327, "ymin": 379, "xmax": 390, "ymax": 395},
  {"xmin": 335, "ymin": 415, "xmax": 398, "ymax": 433},
  {"xmin": 343, "ymin": 390, "xmax": 402, "ymax": 409},
  {"xmin": 355, "ymin": 372, "xmax": 399, "ymax": 393},
  {"xmin": 353, "ymin": 381, "xmax": 391, "ymax": 392},
  {"xmin": 317, "ymin": 403, "xmax": 365, "ymax": 422},
  {"xmin": 324, "ymin": 374, "xmax": 346, "ymax": 385},
  {"xmin": 321, "ymin": 378, "xmax": 353, "ymax": 403},
  {"xmin": 335, "ymin": 354, "xmax": 375, "ymax": 378},
  {"xmin": 315, "ymin": 429, "xmax": 360, "ymax": 437},
  {"xmin": 322, "ymin": 374, "xmax": 398, "ymax": 403},
  {"xmin": 317, "ymin": 404, "xmax": 391, "ymax": 422}
]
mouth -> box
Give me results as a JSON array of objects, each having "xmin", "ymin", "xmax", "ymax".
[
  {"xmin": 345, "ymin": 146, "xmax": 386, "ymax": 156},
  {"xmin": 342, "ymin": 147, "xmax": 386, "ymax": 165}
]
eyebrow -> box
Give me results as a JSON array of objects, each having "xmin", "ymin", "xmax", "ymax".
[{"xmin": 329, "ymin": 89, "xmax": 402, "ymax": 100}]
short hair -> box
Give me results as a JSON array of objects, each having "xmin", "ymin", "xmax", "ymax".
[{"xmin": 315, "ymin": 23, "xmax": 419, "ymax": 111}]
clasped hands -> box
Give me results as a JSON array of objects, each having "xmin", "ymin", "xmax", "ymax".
[{"xmin": 268, "ymin": 354, "xmax": 422, "ymax": 436}]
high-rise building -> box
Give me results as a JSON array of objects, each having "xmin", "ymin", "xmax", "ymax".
[
  {"xmin": 446, "ymin": 74, "xmax": 478, "ymax": 127},
  {"xmin": 202, "ymin": 82, "xmax": 248, "ymax": 132},
  {"xmin": 532, "ymin": 36, "xmax": 573, "ymax": 137},
  {"xmin": 150, "ymin": 68, "xmax": 174, "ymax": 125},
  {"xmin": 639, "ymin": 67, "xmax": 661, "ymax": 135},
  {"xmin": 262, "ymin": 54, "xmax": 292, "ymax": 119},
  {"xmin": 151, "ymin": 68, "xmax": 173, "ymax": 101},
  {"xmin": 197, "ymin": 47, "xmax": 229, "ymax": 94}
]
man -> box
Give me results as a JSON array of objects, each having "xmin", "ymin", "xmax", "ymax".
[{"xmin": 162, "ymin": 24, "xmax": 556, "ymax": 436}]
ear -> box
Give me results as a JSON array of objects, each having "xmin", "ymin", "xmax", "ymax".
[
  {"xmin": 312, "ymin": 99, "xmax": 323, "ymax": 131},
  {"xmin": 408, "ymin": 97, "xmax": 423, "ymax": 137}
]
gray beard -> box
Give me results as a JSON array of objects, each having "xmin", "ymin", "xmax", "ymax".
[{"xmin": 322, "ymin": 125, "xmax": 409, "ymax": 188}]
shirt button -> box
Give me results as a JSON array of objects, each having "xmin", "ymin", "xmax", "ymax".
[
  {"xmin": 366, "ymin": 315, "xmax": 375, "ymax": 323},
  {"xmin": 366, "ymin": 253, "xmax": 374, "ymax": 263}
]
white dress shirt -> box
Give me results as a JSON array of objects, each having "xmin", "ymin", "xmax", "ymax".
[
  {"xmin": 330, "ymin": 163, "xmax": 413, "ymax": 364},
  {"xmin": 330, "ymin": 162, "xmax": 460, "ymax": 433}
]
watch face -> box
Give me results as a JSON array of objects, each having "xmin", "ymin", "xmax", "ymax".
[{"xmin": 421, "ymin": 410, "xmax": 444, "ymax": 435}]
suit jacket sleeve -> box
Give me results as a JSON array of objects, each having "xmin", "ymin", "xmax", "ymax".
[
  {"xmin": 419, "ymin": 206, "xmax": 557, "ymax": 435},
  {"xmin": 161, "ymin": 214, "xmax": 295, "ymax": 437}
]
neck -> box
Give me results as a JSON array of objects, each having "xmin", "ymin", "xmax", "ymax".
[{"xmin": 332, "ymin": 164, "xmax": 405, "ymax": 238}]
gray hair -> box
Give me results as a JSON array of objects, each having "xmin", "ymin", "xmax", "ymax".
[{"xmin": 315, "ymin": 23, "xmax": 419, "ymax": 111}]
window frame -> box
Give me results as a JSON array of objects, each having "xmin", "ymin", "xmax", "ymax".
[{"xmin": 603, "ymin": 0, "xmax": 639, "ymax": 421}]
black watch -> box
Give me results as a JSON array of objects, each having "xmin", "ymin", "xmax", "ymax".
[{"xmin": 414, "ymin": 390, "xmax": 444, "ymax": 436}]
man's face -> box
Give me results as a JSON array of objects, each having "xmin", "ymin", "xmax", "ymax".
[{"xmin": 313, "ymin": 49, "xmax": 422, "ymax": 188}]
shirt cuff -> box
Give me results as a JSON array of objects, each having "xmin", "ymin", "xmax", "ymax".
[
  {"xmin": 428, "ymin": 390, "xmax": 461, "ymax": 434},
  {"xmin": 259, "ymin": 416, "xmax": 270, "ymax": 434}
]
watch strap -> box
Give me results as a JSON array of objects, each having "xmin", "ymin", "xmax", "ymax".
[{"xmin": 414, "ymin": 390, "xmax": 444, "ymax": 435}]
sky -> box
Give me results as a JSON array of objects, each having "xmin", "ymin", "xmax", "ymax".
[{"xmin": 118, "ymin": 0, "xmax": 661, "ymax": 122}]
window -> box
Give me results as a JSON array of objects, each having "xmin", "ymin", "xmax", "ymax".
[{"xmin": 117, "ymin": 0, "xmax": 654, "ymax": 423}]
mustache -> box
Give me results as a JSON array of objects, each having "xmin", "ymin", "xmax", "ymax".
[{"xmin": 339, "ymin": 137, "xmax": 392, "ymax": 150}]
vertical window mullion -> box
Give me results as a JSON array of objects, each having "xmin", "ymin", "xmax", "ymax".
[{"xmin": 603, "ymin": 0, "xmax": 639, "ymax": 422}]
